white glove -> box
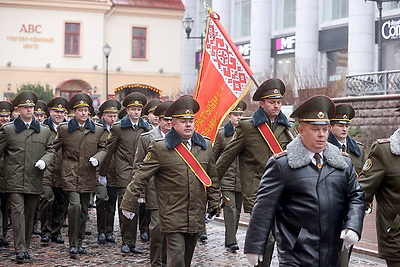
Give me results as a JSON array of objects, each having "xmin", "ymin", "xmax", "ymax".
[
  {"xmin": 98, "ymin": 176, "xmax": 107, "ymax": 186},
  {"xmin": 246, "ymin": 254, "xmax": 263, "ymax": 266},
  {"xmin": 89, "ymin": 157, "xmax": 99, "ymax": 167},
  {"xmin": 340, "ymin": 229, "xmax": 359, "ymax": 249},
  {"xmin": 35, "ymin": 160, "xmax": 46, "ymax": 170},
  {"xmin": 122, "ymin": 210, "xmax": 135, "ymax": 220},
  {"xmin": 138, "ymin": 198, "xmax": 146, "ymax": 204}
]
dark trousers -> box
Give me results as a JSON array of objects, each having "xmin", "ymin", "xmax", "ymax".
[
  {"xmin": 105, "ymin": 186, "xmax": 117, "ymax": 236},
  {"xmin": 222, "ymin": 190, "xmax": 242, "ymax": 246},
  {"xmin": 67, "ymin": 192, "xmax": 90, "ymax": 247},
  {"xmin": 139, "ymin": 202, "xmax": 151, "ymax": 235},
  {"xmin": 95, "ymin": 185, "xmax": 108, "ymax": 234},
  {"xmin": 150, "ymin": 210, "xmax": 167, "ymax": 267},
  {"xmin": 40, "ymin": 185, "xmax": 67, "ymax": 238},
  {"xmin": 0, "ymin": 193, "xmax": 9, "ymax": 240},
  {"xmin": 117, "ymin": 187, "xmax": 138, "ymax": 246},
  {"xmin": 165, "ymin": 232, "xmax": 199, "ymax": 267},
  {"xmin": 9, "ymin": 193, "xmax": 39, "ymax": 253}
]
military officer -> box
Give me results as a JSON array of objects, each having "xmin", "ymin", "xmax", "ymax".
[
  {"xmin": 0, "ymin": 91, "xmax": 55, "ymax": 263},
  {"xmin": 245, "ymin": 95, "xmax": 364, "ymax": 267},
  {"xmin": 98, "ymin": 92, "xmax": 151, "ymax": 254},
  {"xmin": 96, "ymin": 99, "xmax": 121, "ymax": 244},
  {"xmin": 54, "ymin": 93, "xmax": 108, "ymax": 255},
  {"xmin": 213, "ymin": 100, "xmax": 246, "ymax": 252},
  {"xmin": 34, "ymin": 100, "xmax": 47, "ymax": 124},
  {"xmin": 216, "ymin": 78, "xmax": 294, "ymax": 266},
  {"xmin": 134, "ymin": 100, "xmax": 173, "ymax": 266},
  {"xmin": 142, "ymin": 99, "xmax": 162, "ymax": 129},
  {"xmin": 0, "ymin": 101, "xmax": 13, "ymax": 247},
  {"xmin": 39, "ymin": 97, "xmax": 69, "ymax": 244},
  {"xmin": 358, "ymin": 107, "xmax": 400, "ymax": 266},
  {"xmin": 121, "ymin": 96, "xmax": 221, "ymax": 267}
]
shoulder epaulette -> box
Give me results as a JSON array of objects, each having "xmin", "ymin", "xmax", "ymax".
[
  {"xmin": 153, "ymin": 137, "xmax": 165, "ymax": 142},
  {"xmin": 356, "ymin": 141, "xmax": 363, "ymax": 146},
  {"xmin": 94, "ymin": 122, "xmax": 103, "ymax": 127},
  {"xmin": 273, "ymin": 151, "xmax": 287, "ymax": 158},
  {"xmin": 2, "ymin": 121, "xmax": 13, "ymax": 127},
  {"xmin": 204, "ymin": 136, "xmax": 211, "ymax": 141},
  {"xmin": 141, "ymin": 132, "xmax": 150, "ymax": 137},
  {"xmin": 377, "ymin": 138, "xmax": 390, "ymax": 144}
]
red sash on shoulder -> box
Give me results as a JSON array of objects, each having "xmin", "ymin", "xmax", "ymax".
[
  {"xmin": 174, "ymin": 143, "xmax": 212, "ymax": 187},
  {"xmin": 257, "ymin": 123, "xmax": 283, "ymax": 154}
]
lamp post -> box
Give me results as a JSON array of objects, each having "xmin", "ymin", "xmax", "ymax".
[
  {"xmin": 102, "ymin": 43, "xmax": 111, "ymax": 99},
  {"xmin": 366, "ymin": 0, "xmax": 399, "ymax": 71},
  {"xmin": 182, "ymin": 15, "xmax": 204, "ymax": 49}
]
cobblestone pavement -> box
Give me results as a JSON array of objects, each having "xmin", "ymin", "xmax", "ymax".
[{"xmin": 0, "ymin": 208, "xmax": 385, "ymax": 266}]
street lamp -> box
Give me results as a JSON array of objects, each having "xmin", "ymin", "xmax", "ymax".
[
  {"xmin": 366, "ymin": 0, "xmax": 399, "ymax": 71},
  {"xmin": 102, "ymin": 43, "xmax": 111, "ymax": 99},
  {"xmin": 182, "ymin": 15, "xmax": 204, "ymax": 49}
]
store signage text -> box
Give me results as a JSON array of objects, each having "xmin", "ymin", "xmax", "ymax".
[
  {"xmin": 237, "ymin": 43, "xmax": 251, "ymax": 60},
  {"xmin": 275, "ymin": 35, "xmax": 296, "ymax": 55},
  {"xmin": 382, "ymin": 18, "xmax": 400, "ymax": 40},
  {"xmin": 7, "ymin": 24, "xmax": 53, "ymax": 49},
  {"xmin": 20, "ymin": 24, "xmax": 42, "ymax": 33}
]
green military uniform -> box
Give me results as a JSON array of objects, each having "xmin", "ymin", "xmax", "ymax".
[
  {"xmin": 95, "ymin": 99, "xmax": 121, "ymax": 244},
  {"xmin": 358, "ymin": 125, "xmax": 400, "ymax": 266},
  {"xmin": 54, "ymin": 93, "xmax": 108, "ymax": 254},
  {"xmin": 213, "ymin": 101, "xmax": 247, "ymax": 251},
  {"xmin": 121, "ymin": 97, "xmax": 221, "ymax": 267},
  {"xmin": 39, "ymin": 97, "xmax": 69, "ymax": 244},
  {"xmin": 98, "ymin": 92, "xmax": 151, "ymax": 253},
  {"xmin": 0, "ymin": 101, "xmax": 13, "ymax": 247},
  {"xmin": 216, "ymin": 78, "xmax": 294, "ymax": 267},
  {"xmin": 0, "ymin": 91, "xmax": 55, "ymax": 263},
  {"xmin": 134, "ymin": 101, "xmax": 173, "ymax": 266}
]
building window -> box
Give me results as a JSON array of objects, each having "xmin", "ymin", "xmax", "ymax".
[
  {"xmin": 64, "ymin": 23, "xmax": 80, "ymax": 55},
  {"xmin": 276, "ymin": 0, "xmax": 296, "ymax": 30},
  {"xmin": 234, "ymin": 0, "xmax": 251, "ymax": 38},
  {"xmin": 323, "ymin": 0, "xmax": 349, "ymax": 21},
  {"xmin": 327, "ymin": 50, "xmax": 348, "ymax": 87},
  {"xmin": 383, "ymin": 2, "xmax": 400, "ymax": 10},
  {"xmin": 132, "ymin": 27, "xmax": 147, "ymax": 59}
]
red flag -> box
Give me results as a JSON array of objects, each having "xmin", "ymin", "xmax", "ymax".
[{"xmin": 193, "ymin": 10, "xmax": 253, "ymax": 143}]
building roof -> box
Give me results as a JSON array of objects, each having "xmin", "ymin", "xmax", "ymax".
[{"xmin": 111, "ymin": 0, "xmax": 184, "ymax": 10}]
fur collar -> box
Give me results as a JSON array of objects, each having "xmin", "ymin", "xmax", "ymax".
[
  {"xmin": 43, "ymin": 116, "xmax": 66, "ymax": 132},
  {"xmin": 223, "ymin": 121, "xmax": 235, "ymax": 137},
  {"xmin": 165, "ymin": 128, "xmax": 207, "ymax": 150},
  {"xmin": 14, "ymin": 116, "xmax": 41, "ymax": 133},
  {"xmin": 120, "ymin": 115, "xmax": 151, "ymax": 131},
  {"xmin": 67, "ymin": 117, "xmax": 96, "ymax": 133},
  {"xmin": 390, "ymin": 128, "xmax": 400, "ymax": 155},
  {"xmin": 286, "ymin": 136, "xmax": 348, "ymax": 170},
  {"xmin": 252, "ymin": 107, "xmax": 291, "ymax": 128},
  {"xmin": 327, "ymin": 132, "xmax": 361, "ymax": 157}
]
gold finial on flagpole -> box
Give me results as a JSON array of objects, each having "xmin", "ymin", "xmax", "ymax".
[{"xmin": 203, "ymin": 2, "xmax": 213, "ymax": 13}]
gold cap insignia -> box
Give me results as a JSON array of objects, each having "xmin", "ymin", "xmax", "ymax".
[
  {"xmin": 343, "ymin": 114, "xmax": 348, "ymax": 119},
  {"xmin": 37, "ymin": 108, "xmax": 42, "ymax": 112},
  {"xmin": 317, "ymin": 111, "xmax": 325, "ymax": 119},
  {"xmin": 80, "ymin": 100, "xmax": 85, "ymax": 105},
  {"xmin": 237, "ymin": 107, "xmax": 242, "ymax": 111},
  {"xmin": 26, "ymin": 100, "xmax": 31, "ymax": 104},
  {"xmin": 185, "ymin": 109, "xmax": 191, "ymax": 114},
  {"xmin": 134, "ymin": 100, "xmax": 139, "ymax": 105},
  {"xmin": 58, "ymin": 104, "xmax": 63, "ymax": 108},
  {"xmin": 1, "ymin": 109, "xmax": 6, "ymax": 112},
  {"xmin": 273, "ymin": 89, "xmax": 279, "ymax": 94}
]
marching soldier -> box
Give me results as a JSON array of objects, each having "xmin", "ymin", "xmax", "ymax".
[
  {"xmin": 98, "ymin": 92, "xmax": 151, "ymax": 254},
  {"xmin": 34, "ymin": 100, "xmax": 47, "ymax": 124},
  {"xmin": 0, "ymin": 91, "xmax": 55, "ymax": 263},
  {"xmin": 142, "ymin": 99, "xmax": 162, "ymax": 129},
  {"xmin": 54, "ymin": 93, "xmax": 108, "ymax": 255},
  {"xmin": 213, "ymin": 100, "xmax": 246, "ymax": 252},
  {"xmin": 0, "ymin": 101, "xmax": 13, "ymax": 247},
  {"xmin": 95, "ymin": 99, "xmax": 121, "ymax": 244},
  {"xmin": 134, "ymin": 100, "xmax": 173, "ymax": 266},
  {"xmin": 39, "ymin": 97, "xmax": 69, "ymax": 244},
  {"xmin": 216, "ymin": 78, "xmax": 294, "ymax": 266},
  {"xmin": 121, "ymin": 96, "xmax": 221, "ymax": 267}
]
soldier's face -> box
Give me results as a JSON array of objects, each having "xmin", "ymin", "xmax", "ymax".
[
  {"xmin": 329, "ymin": 123, "xmax": 349, "ymax": 142},
  {"xmin": 0, "ymin": 115, "xmax": 10, "ymax": 126},
  {"xmin": 172, "ymin": 118, "xmax": 194, "ymax": 140},
  {"xmin": 298, "ymin": 122, "xmax": 329, "ymax": 153},
  {"xmin": 148, "ymin": 112, "xmax": 159, "ymax": 126},
  {"xmin": 127, "ymin": 106, "xmax": 142, "ymax": 122},
  {"xmin": 34, "ymin": 113, "xmax": 45, "ymax": 123},
  {"xmin": 103, "ymin": 113, "xmax": 117, "ymax": 126},
  {"xmin": 50, "ymin": 110, "xmax": 66, "ymax": 125},
  {"xmin": 19, "ymin": 106, "xmax": 34, "ymax": 122},
  {"xmin": 228, "ymin": 112, "xmax": 243, "ymax": 127},
  {"xmin": 74, "ymin": 107, "xmax": 89, "ymax": 124},
  {"xmin": 260, "ymin": 99, "xmax": 282, "ymax": 120},
  {"xmin": 159, "ymin": 118, "xmax": 172, "ymax": 134}
]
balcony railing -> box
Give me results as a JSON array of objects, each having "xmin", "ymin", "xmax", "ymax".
[{"xmin": 345, "ymin": 70, "xmax": 400, "ymax": 96}]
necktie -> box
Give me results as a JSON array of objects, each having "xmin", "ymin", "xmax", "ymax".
[
  {"xmin": 314, "ymin": 153, "xmax": 322, "ymax": 172},
  {"xmin": 183, "ymin": 141, "xmax": 190, "ymax": 151},
  {"xmin": 341, "ymin": 144, "xmax": 346, "ymax": 152},
  {"xmin": 26, "ymin": 124, "xmax": 29, "ymax": 129}
]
